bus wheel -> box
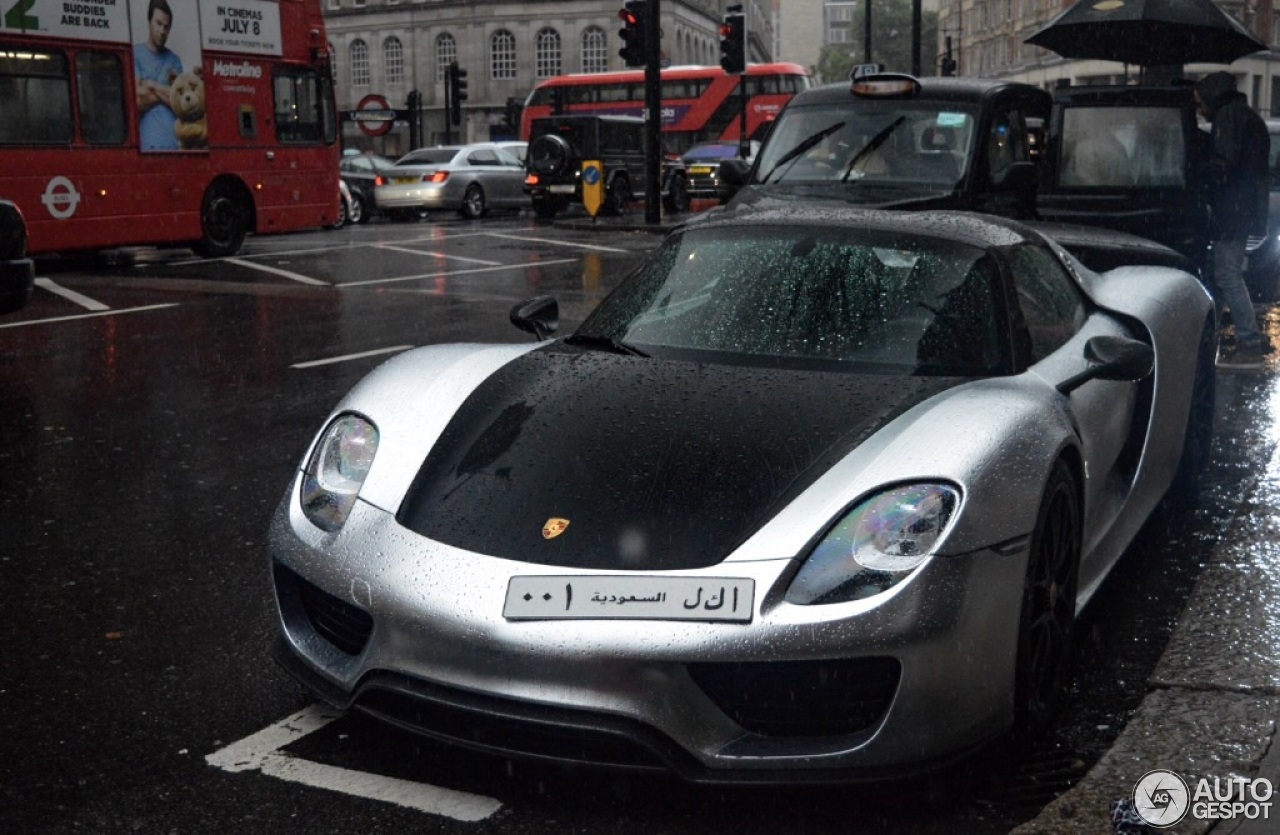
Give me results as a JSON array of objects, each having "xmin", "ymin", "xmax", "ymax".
[{"xmin": 194, "ymin": 183, "xmax": 249, "ymax": 258}]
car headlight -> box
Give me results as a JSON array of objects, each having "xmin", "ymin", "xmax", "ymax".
[
  {"xmin": 299, "ymin": 413, "xmax": 379, "ymax": 532},
  {"xmin": 786, "ymin": 483, "xmax": 960, "ymax": 605}
]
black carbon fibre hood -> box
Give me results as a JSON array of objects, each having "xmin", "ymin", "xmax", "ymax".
[{"xmin": 396, "ymin": 346, "xmax": 959, "ymax": 570}]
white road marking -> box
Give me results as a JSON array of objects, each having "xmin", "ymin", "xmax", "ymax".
[
  {"xmin": 206, "ymin": 704, "xmax": 502, "ymax": 821},
  {"xmin": 373, "ymin": 243, "xmax": 502, "ymax": 266},
  {"xmin": 0, "ymin": 303, "xmax": 180, "ymax": 330},
  {"xmin": 340, "ymin": 258, "xmax": 578, "ymax": 288},
  {"xmin": 34, "ymin": 278, "xmax": 110, "ymax": 311},
  {"xmin": 483, "ymin": 232, "xmax": 630, "ymax": 253},
  {"xmin": 225, "ymin": 257, "xmax": 330, "ymax": 286},
  {"xmin": 291, "ymin": 345, "xmax": 414, "ymax": 369}
]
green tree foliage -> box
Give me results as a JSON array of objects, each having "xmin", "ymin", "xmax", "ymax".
[{"xmin": 812, "ymin": 0, "xmax": 939, "ymax": 83}]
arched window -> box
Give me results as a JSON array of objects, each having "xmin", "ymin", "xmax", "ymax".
[
  {"xmin": 436, "ymin": 33, "xmax": 457, "ymax": 82},
  {"xmin": 384, "ymin": 37, "xmax": 404, "ymax": 85},
  {"xmin": 350, "ymin": 40, "xmax": 369, "ymax": 87},
  {"xmin": 535, "ymin": 28, "xmax": 561, "ymax": 79},
  {"xmin": 490, "ymin": 29, "xmax": 517, "ymax": 80},
  {"xmin": 328, "ymin": 40, "xmax": 339, "ymax": 87},
  {"xmin": 581, "ymin": 26, "xmax": 607, "ymax": 73}
]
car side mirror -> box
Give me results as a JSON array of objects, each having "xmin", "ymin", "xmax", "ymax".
[
  {"xmin": 1056, "ymin": 335, "xmax": 1154, "ymax": 394},
  {"xmin": 510, "ymin": 296, "xmax": 559, "ymax": 341}
]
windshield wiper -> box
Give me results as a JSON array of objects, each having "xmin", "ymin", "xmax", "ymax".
[
  {"xmin": 759, "ymin": 121, "xmax": 846, "ymax": 184},
  {"xmin": 841, "ymin": 116, "xmax": 907, "ymax": 182},
  {"xmin": 564, "ymin": 333, "xmax": 649, "ymax": 357}
]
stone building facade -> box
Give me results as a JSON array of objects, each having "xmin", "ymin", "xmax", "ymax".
[
  {"xmin": 325, "ymin": 0, "xmax": 775, "ymax": 154},
  {"xmin": 936, "ymin": 0, "xmax": 1280, "ymax": 114}
]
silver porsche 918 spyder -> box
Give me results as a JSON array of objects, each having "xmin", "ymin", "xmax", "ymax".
[{"xmin": 269, "ymin": 204, "xmax": 1216, "ymax": 783}]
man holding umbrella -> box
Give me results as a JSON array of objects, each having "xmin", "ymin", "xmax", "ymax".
[{"xmin": 1195, "ymin": 71, "xmax": 1270, "ymax": 371}]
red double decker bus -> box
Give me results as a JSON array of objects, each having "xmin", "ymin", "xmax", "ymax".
[
  {"xmin": 0, "ymin": 0, "xmax": 338, "ymax": 257},
  {"xmin": 520, "ymin": 63, "xmax": 810, "ymax": 154}
]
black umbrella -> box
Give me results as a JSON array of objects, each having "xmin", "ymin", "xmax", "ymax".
[{"xmin": 1025, "ymin": 0, "xmax": 1267, "ymax": 67}]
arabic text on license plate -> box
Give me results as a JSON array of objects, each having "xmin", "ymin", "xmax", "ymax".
[
  {"xmin": 548, "ymin": 184, "xmax": 576, "ymax": 194},
  {"xmin": 688, "ymin": 166, "xmax": 713, "ymax": 174},
  {"xmin": 504, "ymin": 575, "xmax": 754, "ymax": 622}
]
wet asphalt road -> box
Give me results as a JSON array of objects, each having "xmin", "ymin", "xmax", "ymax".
[{"xmin": 0, "ymin": 215, "xmax": 1274, "ymax": 834}]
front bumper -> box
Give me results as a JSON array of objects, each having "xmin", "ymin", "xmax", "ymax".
[{"xmin": 269, "ymin": 483, "xmax": 1028, "ymax": 782}]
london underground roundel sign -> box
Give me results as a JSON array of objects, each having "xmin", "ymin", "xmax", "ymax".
[{"xmin": 354, "ymin": 94, "xmax": 394, "ymax": 137}]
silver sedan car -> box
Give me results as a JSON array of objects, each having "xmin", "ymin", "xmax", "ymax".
[{"xmin": 375, "ymin": 143, "xmax": 528, "ymax": 220}]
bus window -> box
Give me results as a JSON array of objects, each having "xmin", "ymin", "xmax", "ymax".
[
  {"xmin": 0, "ymin": 47, "xmax": 73, "ymax": 145},
  {"xmin": 76, "ymin": 51, "xmax": 127, "ymax": 146},
  {"xmin": 273, "ymin": 67, "xmax": 337, "ymax": 144}
]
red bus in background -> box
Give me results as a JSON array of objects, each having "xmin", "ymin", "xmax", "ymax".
[
  {"xmin": 520, "ymin": 63, "xmax": 811, "ymax": 154},
  {"xmin": 0, "ymin": 0, "xmax": 338, "ymax": 257}
]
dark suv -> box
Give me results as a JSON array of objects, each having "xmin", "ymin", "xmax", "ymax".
[
  {"xmin": 1, "ymin": 199, "xmax": 34, "ymax": 314},
  {"xmin": 524, "ymin": 115, "xmax": 690, "ymax": 218}
]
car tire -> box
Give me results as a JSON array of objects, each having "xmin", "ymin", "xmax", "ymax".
[
  {"xmin": 348, "ymin": 193, "xmax": 365, "ymax": 225},
  {"xmin": 532, "ymin": 197, "xmax": 564, "ymax": 219},
  {"xmin": 1169, "ymin": 321, "xmax": 1216, "ymax": 502},
  {"xmin": 460, "ymin": 184, "xmax": 486, "ymax": 220},
  {"xmin": 663, "ymin": 174, "xmax": 691, "ymax": 213},
  {"xmin": 193, "ymin": 181, "xmax": 250, "ymax": 258},
  {"xmin": 1013, "ymin": 459, "xmax": 1081, "ymax": 739},
  {"xmin": 604, "ymin": 176, "xmax": 631, "ymax": 216}
]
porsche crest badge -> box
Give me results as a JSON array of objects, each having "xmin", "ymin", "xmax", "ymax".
[{"xmin": 542, "ymin": 518, "xmax": 570, "ymax": 539}]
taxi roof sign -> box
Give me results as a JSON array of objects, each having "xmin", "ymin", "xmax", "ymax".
[{"xmin": 850, "ymin": 71, "xmax": 923, "ymax": 99}]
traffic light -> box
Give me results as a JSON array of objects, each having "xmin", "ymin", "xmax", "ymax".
[
  {"xmin": 618, "ymin": 0, "xmax": 648, "ymax": 68},
  {"xmin": 719, "ymin": 7, "xmax": 746, "ymax": 75},
  {"xmin": 941, "ymin": 36, "xmax": 957, "ymax": 76},
  {"xmin": 448, "ymin": 62, "xmax": 468, "ymax": 126}
]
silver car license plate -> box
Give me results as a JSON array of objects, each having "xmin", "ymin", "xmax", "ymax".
[{"xmin": 504, "ymin": 575, "xmax": 754, "ymax": 622}]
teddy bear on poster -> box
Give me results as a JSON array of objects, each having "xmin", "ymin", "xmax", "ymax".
[{"xmin": 168, "ymin": 67, "xmax": 208, "ymax": 150}]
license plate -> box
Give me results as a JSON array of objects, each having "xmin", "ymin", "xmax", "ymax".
[
  {"xmin": 393, "ymin": 176, "xmax": 418, "ymax": 185},
  {"xmin": 688, "ymin": 166, "xmax": 713, "ymax": 174},
  {"xmin": 504, "ymin": 575, "xmax": 754, "ymax": 622},
  {"xmin": 548, "ymin": 184, "xmax": 576, "ymax": 194}
]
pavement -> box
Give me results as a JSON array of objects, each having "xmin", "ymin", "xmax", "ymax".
[{"xmin": 1015, "ymin": 310, "xmax": 1280, "ymax": 834}]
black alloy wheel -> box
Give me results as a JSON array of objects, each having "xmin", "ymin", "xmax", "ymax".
[
  {"xmin": 1014, "ymin": 460, "xmax": 1081, "ymax": 738},
  {"xmin": 529, "ymin": 134, "xmax": 572, "ymax": 177}
]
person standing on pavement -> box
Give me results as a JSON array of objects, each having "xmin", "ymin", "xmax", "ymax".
[{"xmin": 1194, "ymin": 71, "xmax": 1270, "ymax": 370}]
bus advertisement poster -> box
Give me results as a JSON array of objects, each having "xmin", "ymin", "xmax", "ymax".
[{"xmin": 0, "ymin": 0, "xmax": 130, "ymax": 42}]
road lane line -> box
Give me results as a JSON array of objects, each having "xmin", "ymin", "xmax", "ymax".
[
  {"xmin": 206, "ymin": 704, "xmax": 503, "ymax": 822},
  {"xmin": 483, "ymin": 232, "xmax": 630, "ymax": 253},
  {"xmin": 0, "ymin": 304, "xmax": 180, "ymax": 330},
  {"xmin": 291, "ymin": 345, "xmax": 414, "ymax": 369},
  {"xmin": 34, "ymin": 278, "xmax": 110, "ymax": 311},
  {"xmin": 374, "ymin": 243, "xmax": 502, "ymax": 266},
  {"xmin": 340, "ymin": 258, "xmax": 578, "ymax": 288},
  {"xmin": 225, "ymin": 257, "xmax": 330, "ymax": 286}
]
